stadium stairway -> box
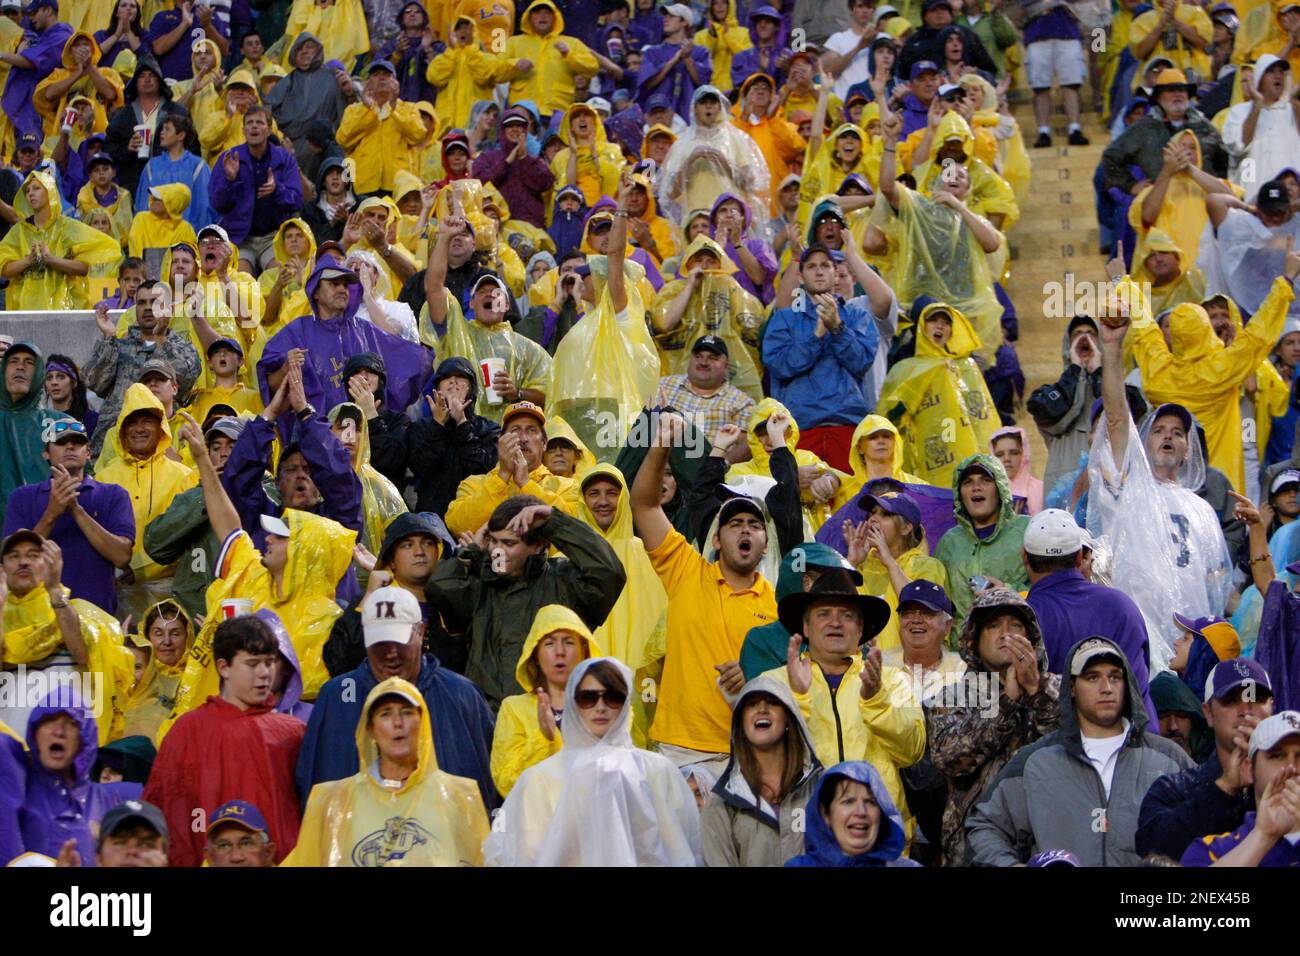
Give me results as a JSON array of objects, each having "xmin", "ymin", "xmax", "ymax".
[{"xmin": 1004, "ymin": 98, "xmax": 1112, "ymax": 475}]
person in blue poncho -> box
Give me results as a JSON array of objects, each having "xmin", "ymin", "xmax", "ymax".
[{"xmin": 785, "ymin": 760, "xmax": 921, "ymax": 867}]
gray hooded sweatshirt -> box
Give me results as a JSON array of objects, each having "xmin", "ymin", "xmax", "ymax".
[{"xmin": 265, "ymin": 33, "xmax": 352, "ymax": 148}]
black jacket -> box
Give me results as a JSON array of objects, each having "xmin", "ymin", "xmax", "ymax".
[
  {"xmin": 1135, "ymin": 751, "xmax": 1253, "ymax": 859},
  {"xmin": 1101, "ymin": 110, "xmax": 1230, "ymax": 195},
  {"xmin": 105, "ymin": 55, "xmax": 196, "ymax": 197},
  {"xmin": 688, "ymin": 446, "xmax": 803, "ymax": 557},
  {"xmin": 366, "ymin": 407, "xmax": 412, "ymax": 494},
  {"xmin": 323, "ymin": 571, "xmax": 469, "ymax": 677},
  {"xmin": 897, "ymin": 24, "xmax": 998, "ymax": 81},
  {"xmin": 405, "ymin": 356, "xmax": 500, "ymax": 517}
]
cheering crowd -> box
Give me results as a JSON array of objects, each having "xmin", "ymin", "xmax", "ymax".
[{"xmin": 0, "ymin": 0, "xmax": 1298, "ymax": 869}]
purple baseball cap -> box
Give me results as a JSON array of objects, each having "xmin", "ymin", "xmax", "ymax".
[
  {"xmin": 910, "ymin": 60, "xmax": 941, "ymax": 80},
  {"xmin": 1203, "ymin": 657, "xmax": 1273, "ymax": 704},
  {"xmin": 897, "ymin": 579, "xmax": 953, "ymax": 616},
  {"xmin": 858, "ymin": 491, "xmax": 922, "ymax": 530}
]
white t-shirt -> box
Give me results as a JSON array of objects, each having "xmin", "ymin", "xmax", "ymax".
[
  {"xmin": 1081, "ymin": 718, "xmax": 1130, "ymax": 798},
  {"xmin": 826, "ymin": 28, "xmax": 874, "ymax": 99}
]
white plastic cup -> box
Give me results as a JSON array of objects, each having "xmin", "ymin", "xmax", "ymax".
[
  {"xmin": 61, "ymin": 106, "xmax": 79, "ymax": 131},
  {"xmin": 134, "ymin": 123, "xmax": 151, "ymax": 159},
  {"xmin": 220, "ymin": 598, "xmax": 254, "ymax": 620},
  {"xmin": 480, "ymin": 356, "xmax": 506, "ymax": 405}
]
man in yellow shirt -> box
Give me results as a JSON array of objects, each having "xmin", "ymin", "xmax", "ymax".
[
  {"xmin": 444, "ymin": 401, "xmax": 580, "ymax": 536},
  {"xmin": 630, "ymin": 410, "xmax": 777, "ymax": 775}
]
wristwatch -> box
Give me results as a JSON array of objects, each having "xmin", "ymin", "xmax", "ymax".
[{"xmin": 296, "ymin": 403, "xmax": 317, "ymax": 421}]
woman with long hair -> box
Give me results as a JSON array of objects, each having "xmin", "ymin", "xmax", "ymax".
[
  {"xmin": 701, "ymin": 676, "xmax": 821, "ymax": 866},
  {"xmin": 42, "ymin": 353, "xmax": 97, "ymax": 433}
]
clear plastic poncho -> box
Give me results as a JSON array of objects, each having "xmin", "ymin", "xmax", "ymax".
[
  {"xmin": 287, "ymin": 676, "xmax": 491, "ymax": 866},
  {"xmin": 482, "ymin": 657, "xmax": 702, "ymax": 867},
  {"xmin": 1086, "ymin": 408, "xmax": 1233, "ymax": 671},
  {"xmin": 546, "ymin": 256, "xmax": 659, "ymax": 462}
]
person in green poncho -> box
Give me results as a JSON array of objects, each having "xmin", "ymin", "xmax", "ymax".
[{"xmin": 0, "ymin": 343, "xmax": 73, "ymax": 527}]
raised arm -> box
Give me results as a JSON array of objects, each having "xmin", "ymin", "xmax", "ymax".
[
  {"xmin": 879, "ymin": 112, "xmax": 902, "ymax": 209},
  {"xmin": 630, "ymin": 412, "xmax": 685, "ymax": 552},
  {"xmin": 1097, "ymin": 282, "xmax": 1132, "ymax": 469},
  {"xmin": 175, "ymin": 411, "xmax": 242, "ymax": 543},
  {"xmin": 424, "ymin": 215, "xmax": 464, "ymax": 329},
  {"xmin": 609, "ymin": 171, "xmax": 632, "ymax": 315}
]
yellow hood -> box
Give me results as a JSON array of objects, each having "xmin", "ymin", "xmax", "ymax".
[
  {"xmin": 272, "ymin": 216, "xmax": 316, "ymax": 267},
  {"xmin": 282, "ymin": 507, "xmax": 359, "ymax": 603},
  {"xmin": 744, "ymin": 397, "xmax": 799, "ymax": 470},
  {"xmin": 520, "ymin": 0, "xmax": 564, "ymax": 36},
  {"xmin": 327, "ymin": 401, "xmax": 376, "ymax": 471},
  {"xmin": 223, "ymin": 66, "xmax": 261, "ymax": 105},
  {"xmin": 191, "ymin": 36, "xmax": 221, "ymax": 76},
  {"xmin": 111, "ymin": 382, "xmax": 173, "ymax": 465},
  {"xmin": 61, "ymin": 31, "xmax": 101, "ymax": 69},
  {"xmin": 848, "ymin": 414, "xmax": 907, "ymax": 484},
  {"xmin": 935, "ymin": 111, "xmax": 974, "ymax": 157},
  {"xmin": 557, "ymin": 100, "xmax": 611, "ymax": 149},
  {"xmin": 149, "ymin": 182, "xmax": 192, "ymax": 219},
  {"xmin": 1168, "ymin": 302, "xmax": 1222, "ymax": 361},
  {"xmin": 1203, "ymin": 292, "xmax": 1244, "ymax": 334},
  {"xmin": 513, "ymin": 604, "xmax": 602, "ymax": 694},
  {"xmin": 393, "ymin": 169, "xmax": 424, "ymax": 203},
  {"xmin": 15, "ymin": 170, "xmax": 64, "ymax": 219},
  {"xmin": 678, "ymin": 234, "xmax": 738, "ymax": 275},
  {"xmin": 355, "ymin": 677, "xmax": 437, "ymax": 794},
  {"xmin": 914, "ymin": 302, "xmax": 982, "ymax": 360},
  {"xmin": 480, "ymin": 181, "xmax": 512, "ymax": 223},
  {"xmin": 545, "ymin": 415, "xmax": 593, "ymax": 475},
  {"xmin": 132, "ymin": 599, "xmax": 195, "ymax": 680}
]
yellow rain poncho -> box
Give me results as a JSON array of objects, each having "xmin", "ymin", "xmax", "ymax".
[
  {"xmin": 490, "ymin": 604, "xmax": 604, "ymax": 796},
  {"xmin": 695, "ymin": 0, "xmax": 751, "ymax": 92},
  {"xmin": 1128, "ymin": 130, "xmax": 1233, "ymax": 275},
  {"xmin": 173, "ymin": 38, "xmax": 226, "ymax": 137},
  {"xmin": 33, "ymin": 32, "xmax": 124, "ymax": 146},
  {"xmin": 1131, "ymin": 228, "xmax": 1207, "ymax": 317},
  {"xmin": 281, "ymin": 0, "xmax": 371, "ymax": 68},
  {"xmin": 483, "ymin": 656, "xmax": 701, "ymax": 866},
  {"xmin": 0, "ymin": 170, "xmax": 123, "ymax": 310},
  {"xmin": 287, "ymin": 677, "xmax": 491, "ymax": 866},
  {"xmin": 796, "ymin": 124, "xmax": 880, "ymax": 233},
  {"xmin": 183, "ymin": 383, "xmax": 264, "ymax": 426},
  {"xmin": 420, "ymin": 293, "xmax": 553, "ymax": 426},
  {"xmin": 727, "ymin": 398, "xmax": 850, "ymax": 534},
  {"xmin": 576, "ymin": 212, "xmax": 659, "ymax": 306},
  {"xmin": 326, "ymin": 402, "xmax": 408, "ymax": 569},
  {"xmin": 543, "ymin": 414, "xmax": 595, "ymax": 478},
  {"xmin": 94, "ymin": 384, "xmax": 199, "ymax": 589},
  {"xmin": 257, "ymin": 217, "xmax": 317, "ymax": 338},
  {"xmin": 1, "ymin": 584, "xmax": 134, "ymax": 746},
  {"xmin": 159, "ymin": 508, "xmax": 358, "ymax": 738},
  {"xmin": 432, "ymin": 178, "xmax": 499, "ymax": 254},
  {"xmin": 504, "ymin": 0, "xmax": 600, "ymax": 118},
  {"xmin": 876, "ymin": 177, "xmax": 1006, "ymax": 362},
  {"xmin": 424, "ymin": 15, "xmax": 513, "ymax": 135},
  {"xmin": 877, "ymin": 303, "xmax": 999, "ymax": 488},
  {"xmin": 1241, "ymin": 1, "xmax": 1300, "ymax": 74},
  {"xmin": 1212, "ymin": 293, "xmax": 1292, "ymax": 461},
  {"xmin": 832, "ymin": 413, "xmax": 930, "ymax": 511},
  {"xmin": 122, "ymin": 601, "xmax": 194, "ymax": 741},
  {"xmin": 731, "ymin": 74, "xmax": 806, "ymax": 216},
  {"xmin": 1129, "ymin": 275, "xmax": 1294, "ymax": 491},
  {"xmin": 546, "ymin": 256, "xmax": 658, "ymax": 462},
  {"xmin": 335, "ymin": 92, "xmax": 427, "ymax": 196},
  {"xmin": 76, "ymin": 172, "xmax": 134, "ymax": 247},
  {"xmin": 126, "ymin": 183, "xmax": 196, "ymax": 259},
  {"xmin": 197, "ymin": 67, "xmax": 278, "ymax": 162},
  {"xmin": 960, "ymin": 74, "xmax": 1031, "ymax": 205},
  {"xmin": 1130, "ymin": 2, "xmax": 1212, "ymax": 78},
  {"xmin": 548, "ymin": 102, "xmax": 624, "ymax": 207},
  {"xmin": 350, "ymin": 196, "xmax": 418, "ymax": 294},
  {"xmin": 914, "ymin": 112, "xmax": 1019, "ymax": 230},
  {"xmin": 651, "ymin": 235, "xmax": 764, "ymax": 400}
]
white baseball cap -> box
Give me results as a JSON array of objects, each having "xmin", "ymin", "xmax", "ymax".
[
  {"xmin": 259, "ymin": 513, "xmax": 291, "ymax": 538},
  {"xmin": 1023, "ymin": 508, "xmax": 1083, "ymax": 558},
  {"xmin": 1248, "ymin": 710, "xmax": 1300, "ymax": 758},
  {"xmin": 1271, "ymin": 469, "xmax": 1300, "ymax": 494},
  {"xmin": 587, "ymin": 96, "xmax": 611, "ymax": 115},
  {"xmin": 362, "ymin": 586, "xmax": 423, "ymax": 648}
]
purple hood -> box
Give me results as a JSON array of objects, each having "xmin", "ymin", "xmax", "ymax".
[
  {"xmin": 258, "ymin": 609, "xmax": 312, "ymax": 722},
  {"xmin": 304, "ymin": 253, "xmax": 364, "ymax": 323},
  {"xmin": 709, "ymin": 191, "xmax": 752, "ymax": 234}
]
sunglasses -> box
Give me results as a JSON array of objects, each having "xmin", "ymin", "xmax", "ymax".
[
  {"xmin": 52, "ymin": 420, "xmax": 88, "ymax": 438},
  {"xmin": 574, "ymin": 688, "xmax": 627, "ymax": 710}
]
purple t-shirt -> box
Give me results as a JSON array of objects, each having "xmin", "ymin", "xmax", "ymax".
[
  {"xmin": 1024, "ymin": 7, "xmax": 1081, "ymax": 44},
  {"xmin": 3, "ymin": 478, "xmax": 135, "ymax": 614},
  {"xmin": 144, "ymin": 13, "xmax": 228, "ymax": 82}
]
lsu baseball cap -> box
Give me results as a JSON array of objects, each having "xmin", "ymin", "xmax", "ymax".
[
  {"xmin": 206, "ymin": 337, "xmax": 244, "ymax": 359},
  {"xmin": 896, "ymin": 579, "xmax": 953, "ymax": 616},
  {"xmin": 502, "ymin": 400, "xmax": 546, "ymax": 429},
  {"xmin": 361, "ymin": 586, "xmax": 424, "ymax": 648},
  {"xmin": 259, "ymin": 513, "xmax": 291, "ymax": 538},
  {"xmin": 1248, "ymin": 710, "xmax": 1300, "ymax": 757},
  {"xmin": 1068, "ymin": 637, "xmax": 1126, "ymax": 677},
  {"xmin": 857, "ymin": 491, "xmax": 922, "ymax": 530},
  {"xmin": 1027, "ymin": 849, "xmax": 1081, "ymax": 867},
  {"xmin": 1203, "ymin": 657, "xmax": 1273, "ymax": 704},
  {"xmin": 1172, "ymin": 613, "xmax": 1241, "ymax": 661},
  {"xmin": 1150, "ymin": 402, "xmax": 1193, "ymax": 432},
  {"xmin": 208, "ymin": 800, "xmax": 269, "ymax": 836},
  {"xmin": 1024, "ymin": 508, "xmax": 1083, "ymax": 557}
]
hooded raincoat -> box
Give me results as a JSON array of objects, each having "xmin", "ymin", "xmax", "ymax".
[
  {"xmin": 93, "ymin": 384, "xmax": 199, "ymax": 586},
  {"xmin": 694, "ymin": 0, "xmax": 751, "ymax": 93},
  {"xmin": 710, "ymin": 191, "xmax": 777, "ymax": 303},
  {"xmin": 504, "ymin": 1, "xmax": 600, "ymax": 118},
  {"xmin": 989, "ymin": 425, "xmax": 1044, "ymax": 515},
  {"xmin": 288, "ymin": 677, "xmax": 491, "ymax": 866},
  {"xmin": 730, "ymin": 73, "xmax": 806, "ymax": 216},
  {"xmin": 122, "ymin": 600, "xmax": 196, "ymax": 741},
  {"xmin": 784, "ymin": 760, "xmax": 920, "ymax": 867},
  {"xmin": 932, "ymin": 454, "xmax": 1032, "ymax": 629},
  {"xmin": 483, "ymin": 656, "xmax": 702, "ymax": 866},
  {"xmin": 257, "ymin": 217, "xmax": 317, "ymax": 338},
  {"xmin": 335, "ymin": 92, "xmax": 427, "ymax": 196},
  {"xmin": 0, "ymin": 345, "xmax": 72, "ymax": 527},
  {"xmin": 547, "ymin": 102, "xmax": 624, "ymax": 207},
  {"xmin": 877, "ymin": 304, "xmax": 1000, "ymax": 489},
  {"xmin": 425, "ymin": 16, "xmax": 511, "ymax": 135},
  {"xmin": 33, "ymin": 32, "xmax": 124, "ymax": 145},
  {"xmin": 0, "ymin": 170, "xmax": 123, "ymax": 310},
  {"xmin": 831, "ymin": 414, "xmax": 928, "ymax": 510},
  {"xmin": 281, "ymin": 0, "xmax": 370, "ymax": 68},
  {"xmin": 701, "ymin": 676, "xmax": 823, "ymax": 866},
  {"xmin": 265, "ymin": 33, "xmax": 351, "ymax": 147},
  {"xmin": 490, "ymin": 605, "xmax": 605, "ymax": 797},
  {"xmin": 0, "ymin": 18, "xmax": 72, "ymax": 146},
  {"xmin": 126, "ymin": 181, "xmax": 195, "ymax": 261}
]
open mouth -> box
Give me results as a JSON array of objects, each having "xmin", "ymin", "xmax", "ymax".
[{"xmin": 753, "ymin": 716, "xmax": 772, "ymax": 730}]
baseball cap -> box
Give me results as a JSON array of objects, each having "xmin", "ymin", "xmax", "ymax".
[
  {"xmin": 923, "ymin": 0, "xmax": 952, "ymax": 10},
  {"xmin": 471, "ymin": 273, "xmax": 509, "ymax": 297},
  {"xmin": 318, "ymin": 265, "xmax": 359, "ymax": 282},
  {"xmin": 1257, "ymin": 179, "xmax": 1291, "ymax": 214},
  {"xmin": 1067, "ymin": 314, "xmax": 1098, "ymax": 336},
  {"xmin": 502, "ymin": 400, "xmax": 546, "ymax": 429},
  {"xmin": 99, "ymin": 799, "xmax": 168, "ymax": 844},
  {"xmin": 1172, "ymin": 613, "xmax": 1241, "ymax": 662},
  {"xmin": 857, "ymin": 491, "xmax": 922, "ymax": 530},
  {"xmin": 204, "ymin": 415, "xmax": 247, "ymax": 444},
  {"xmin": 23, "ymin": 0, "xmax": 56, "ymax": 15},
  {"xmin": 1150, "ymin": 402, "xmax": 1193, "ymax": 432},
  {"xmin": 208, "ymin": 800, "xmax": 269, "ymax": 836},
  {"xmin": 660, "ymin": 2, "xmax": 693, "ymax": 20},
  {"xmin": 86, "ymin": 151, "xmax": 115, "ymax": 169},
  {"xmin": 692, "ymin": 334, "xmax": 728, "ymax": 357},
  {"xmin": 501, "ymin": 113, "xmax": 529, "ymax": 127},
  {"xmin": 1248, "ymin": 710, "xmax": 1300, "ymax": 757},
  {"xmin": 587, "ymin": 96, "xmax": 611, "ymax": 115},
  {"xmin": 362, "ymin": 586, "xmax": 424, "ymax": 648},
  {"xmin": 259, "ymin": 513, "xmax": 291, "ymax": 538},
  {"xmin": 910, "ymin": 60, "xmax": 941, "ymax": 80},
  {"xmin": 778, "ymin": 173, "xmax": 802, "ymax": 192},
  {"xmin": 15, "ymin": 130, "xmax": 41, "ymax": 150},
  {"xmin": 1, "ymin": 529, "xmax": 42, "ymax": 555},
  {"xmin": 718, "ymin": 495, "xmax": 765, "ymax": 526},
  {"xmin": 196, "ymin": 223, "xmax": 230, "ymax": 244},
  {"xmin": 365, "ymin": 59, "xmax": 396, "ymax": 77},
  {"xmin": 748, "ymin": 3, "xmax": 781, "ymax": 21},
  {"xmin": 1203, "ymin": 657, "xmax": 1273, "ymax": 704},
  {"xmin": 206, "ymin": 337, "xmax": 244, "ymax": 359},
  {"xmin": 1068, "ymin": 637, "xmax": 1126, "ymax": 677},
  {"xmin": 49, "ymin": 420, "xmax": 88, "ymax": 444},
  {"xmin": 645, "ymin": 93, "xmax": 674, "ymax": 113},
  {"xmin": 938, "ymin": 82, "xmax": 962, "ymax": 98},
  {"xmin": 138, "ymin": 358, "xmax": 177, "ymax": 383},
  {"xmin": 1024, "ymin": 508, "xmax": 1083, "ymax": 558},
  {"xmin": 1027, "ymin": 849, "xmax": 1081, "ymax": 867},
  {"xmin": 897, "ymin": 579, "xmax": 953, "ymax": 616},
  {"xmin": 0, "ymin": 0, "xmax": 22, "ymax": 10},
  {"xmin": 1271, "ymin": 469, "xmax": 1300, "ymax": 494}
]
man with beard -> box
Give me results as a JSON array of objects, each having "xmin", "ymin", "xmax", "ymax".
[
  {"xmin": 631, "ymin": 411, "xmax": 777, "ymax": 775},
  {"xmin": 83, "ymin": 280, "xmax": 201, "ymax": 458}
]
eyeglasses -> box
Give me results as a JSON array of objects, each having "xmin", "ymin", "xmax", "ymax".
[{"xmin": 574, "ymin": 688, "xmax": 627, "ymax": 710}]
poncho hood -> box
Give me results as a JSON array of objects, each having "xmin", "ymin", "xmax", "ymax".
[
  {"xmin": 955, "ymin": 586, "xmax": 1047, "ymax": 671},
  {"xmin": 794, "ymin": 760, "xmax": 909, "ymax": 866},
  {"xmin": 304, "ymin": 254, "xmax": 363, "ymax": 324},
  {"xmin": 521, "ymin": 0, "xmax": 565, "ymax": 38},
  {"xmin": 258, "ymin": 608, "xmax": 306, "ymax": 715},
  {"xmin": 110, "ymin": 382, "xmax": 174, "ymax": 465},
  {"xmin": 356, "ymin": 676, "xmax": 438, "ymax": 794},
  {"xmin": 26, "ymin": 690, "xmax": 100, "ymax": 786},
  {"xmin": 513, "ymin": 604, "xmax": 603, "ymax": 694},
  {"xmin": 914, "ymin": 301, "xmax": 981, "ymax": 359},
  {"xmin": 949, "ymin": 452, "xmax": 1017, "ymax": 540}
]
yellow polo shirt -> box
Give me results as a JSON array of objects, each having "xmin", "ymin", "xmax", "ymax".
[{"xmin": 646, "ymin": 528, "xmax": 777, "ymax": 753}]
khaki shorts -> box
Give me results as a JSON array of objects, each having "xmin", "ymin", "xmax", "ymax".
[{"xmin": 237, "ymin": 232, "xmax": 278, "ymax": 273}]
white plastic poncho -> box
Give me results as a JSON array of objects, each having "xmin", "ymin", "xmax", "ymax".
[
  {"xmin": 1086, "ymin": 409, "xmax": 1233, "ymax": 671},
  {"xmin": 1198, "ymin": 208, "xmax": 1300, "ymax": 319},
  {"xmin": 482, "ymin": 657, "xmax": 702, "ymax": 867}
]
